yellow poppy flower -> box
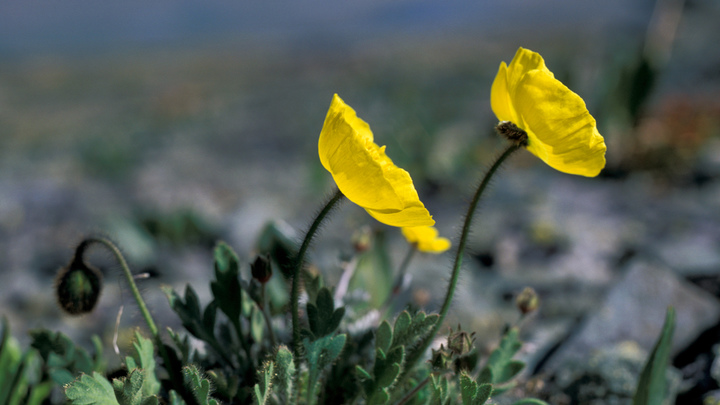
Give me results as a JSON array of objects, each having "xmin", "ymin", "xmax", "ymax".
[
  {"xmin": 401, "ymin": 226, "xmax": 451, "ymax": 253},
  {"xmin": 491, "ymin": 47, "xmax": 607, "ymax": 177},
  {"xmin": 319, "ymin": 94, "xmax": 434, "ymax": 227}
]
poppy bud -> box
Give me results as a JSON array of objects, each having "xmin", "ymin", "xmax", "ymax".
[
  {"xmin": 251, "ymin": 255, "xmax": 273, "ymax": 284},
  {"xmin": 516, "ymin": 287, "xmax": 539, "ymax": 315},
  {"xmin": 55, "ymin": 256, "xmax": 103, "ymax": 315}
]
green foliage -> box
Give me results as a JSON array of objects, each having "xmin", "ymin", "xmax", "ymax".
[
  {"xmin": 306, "ymin": 287, "xmax": 345, "ymax": 340},
  {"xmin": 253, "ymin": 361, "xmax": 274, "ymax": 405},
  {"xmin": 479, "ymin": 327, "xmax": 524, "ymax": 395},
  {"xmin": 65, "ymin": 372, "xmax": 119, "ymax": 405},
  {"xmin": 30, "ymin": 328, "xmax": 104, "ymax": 386},
  {"xmin": 0, "ymin": 318, "xmax": 54, "ymax": 405},
  {"xmin": 112, "ymin": 370, "xmax": 159, "ymax": 405},
  {"xmin": 303, "ymin": 333, "xmax": 347, "ymax": 405},
  {"xmin": 211, "ymin": 241, "xmax": 244, "ymax": 330},
  {"xmin": 162, "ymin": 284, "xmax": 236, "ymax": 367},
  {"xmin": 183, "ymin": 365, "xmax": 220, "ymax": 405},
  {"xmin": 124, "ymin": 332, "xmax": 160, "ymax": 397},
  {"xmin": 429, "ymin": 374, "xmax": 452, "ymax": 405},
  {"xmin": 358, "ymin": 311, "xmax": 438, "ymax": 404},
  {"xmin": 274, "ymin": 345, "xmax": 296, "ymax": 401},
  {"xmin": 459, "ymin": 372, "xmax": 492, "ymax": 405},
  {"xmin": 633, "ymin": 307, "xmax": 676, "ymax": 405}
]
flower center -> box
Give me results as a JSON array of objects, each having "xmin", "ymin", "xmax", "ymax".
[{"xmin": 495, "ymin": 121, "xmax": 528, "ymax": 147}]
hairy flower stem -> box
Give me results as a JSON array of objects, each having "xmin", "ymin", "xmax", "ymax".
[
  {"xmin": 403, "ymin": 142, "xmax": 522, "ymax": 379},
  {"xmin": 290, "ymin": 188, "xmax": 345, "ymax": 393},
  {"xmin": 79, "ymin": 237, "xmax": 185, "ymax": 398}
]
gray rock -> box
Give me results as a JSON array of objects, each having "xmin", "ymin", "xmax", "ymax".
[{"xmin": 543, "ymin": 259, "xmax": 720, "ymax": 370}]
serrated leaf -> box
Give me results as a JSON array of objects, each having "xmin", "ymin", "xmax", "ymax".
[
  {"xmin": 391, "ymin": 311, "xmax": 439, "ymax": 350},
  {"xmin": 307, "ymin": 287, "xmax": 345, "ymax": 339},
  {"xmin": 303, "ymin": 334, "xmax": 347, "ymax": 405},
  {"xmin": 482, "ymin": 327, "xmax": 525, "ymax": 385},
  {"xmin": 633, "ymin": 307, "xmax": 676, "ymax": 405},
  {"xmin": 114, "ymin": 369, "xmax": 158, "ymax": 405},
  {"xmin": 65, "ymin": 372, "xmax": 119, "ymax": 405},
  {"xmin": 460, "ymin": 373, "xmax": 478, "ymax": 405},
  {"xmin": 183, "ymin": 365, "xmax": 219, "ymax": 405},
  {"xmin": 125, "ymin": 332, "xmax": 160, "ymax": 397}
]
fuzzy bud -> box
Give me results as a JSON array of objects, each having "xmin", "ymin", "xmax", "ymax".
[{"xmin": 55, "ymin": 256, "xmax": 103, "ymax": 315}]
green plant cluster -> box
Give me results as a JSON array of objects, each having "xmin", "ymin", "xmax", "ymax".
[{"xmin": 0, "ymin": 219, "xmax": 677, "ymax": 405}]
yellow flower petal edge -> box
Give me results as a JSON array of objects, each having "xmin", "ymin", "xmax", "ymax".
[
  {"xmin": 491, "ymin": 47, "xmax": 607, "ymax": 177},
  {"xmin": 319, "ymin": 94, "xmax": 434, "ymax": 227},
  {"xmin": 402, "ymin": 226, "xmax": 451, "ymax": 253}
]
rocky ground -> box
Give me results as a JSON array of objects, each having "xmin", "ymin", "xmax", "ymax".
[{"xmin": 1, "ymin": 32, "xmax": 720, "ymax": 403}]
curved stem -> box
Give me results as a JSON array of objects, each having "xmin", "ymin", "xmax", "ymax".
[
  {"xmin": 403, "ymin": 143, "xmax": 522, "ymax": 376},
  {"xmin": 80, "ymin": 237, "xmax": 159, "ymax": 337},
  {"xmin": 290, "ymin": 188, "xmax": 345, "ymax": 390}
]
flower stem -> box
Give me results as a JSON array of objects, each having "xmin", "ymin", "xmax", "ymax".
[
  {"xmin": 290, "ymin": 188, "xmax": 345, "ymax": 393},
  {"xmin": 79, "ymin": 236, "xmax": 183, "ymax": 396},
  {"xmin": 381, "ymin": 244, "xmax": 417, "ymax": 314},
  {"xmin": 403, "ymin": 143, "xmax": 522, "ymax": 377},
  {"xmin": 82, "ymin": 237, "xmax": 159, "ymax": 338}
]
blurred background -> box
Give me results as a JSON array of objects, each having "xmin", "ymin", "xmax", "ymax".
[{"xmin": 1, "ymin": 0, "xmax": 720, "ymax": 403}]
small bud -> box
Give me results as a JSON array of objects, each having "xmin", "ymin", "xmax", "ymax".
[
  {"xmin": 351, "ymin": 226, "xmax": 372, "ymax": 253},
  {"xmin": 516, "ymin": 287, "xmax": 539, "ymax": 315},
  {"xmin": 447, "ymin": 325, "xmax": 476, "ymax": 356},
  {"xmin": 251, "ymin": 255, "xmax": 273, "ymax": 284},
  {"xmin": 55, "ymin": 256, "xmax": 103, "ymax": 315},
  {"xmin": 496, "ymin": 121, "xmax": 529, "ymax": 147},
  {"xmin": 430, "ymin": 344, "xmax": 451, "ymax": 370}
]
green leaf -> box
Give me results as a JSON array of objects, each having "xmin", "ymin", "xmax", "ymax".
[
  {"xmin": 274, "ymin": 345, "xmax": 295, "ymax": 401},
  {"xmin": 392, "ymin": 311, "xmax": 439, "ymax": 349},
  {"xmin": 430, "ymin": 375, "xmax": 451, "ymax": 405},
  {"xmin": 482, "ymin": 327, "xmax": 524, "ymax": 385},
  {"xmin": 633, "ymin": 307, "xmax": 676, "ymax": 405},
  {"xmin": 376, "ymin": 321, "xmax": 393, "ymax": 354},
  {"xmin": 183, "ymin": 365, "xmax": 219, "ymax": 405},
  {"xmin": 459, "ymin": 372, "xmax": 492, "ymax": 405},
  {"xmin": 113, "ymin": 369, "xmax": 158, "ymax": 405},
  {"xmin": 65, "ymin": 372, "xmax": 119, "ymax": 405},
  {"xmin": 459, "ymin": 373, "xmax": 477, "ymax": 405},
  {"xmin": 510, "ymin": 400, "xmax": 550, "ymax": 405},
  {"xmin": 210, "ymin": 242, "xmax": 243, "ymax": 325},
  {"xmin": 253, "ymin": 361, "xmax": 274, "ymax": 405},
  {"xmin": 304, "ymin": 334, "xmax": 347, "ymax": 405},
  {"xmin": 168, "ymin": 391, "xmax": 186, "ymax": 405},
  {"xmin": 124, "ymin": 332, "xmax": 160, "ymax": 397},
  {"xmin": 29, "ymin": 329, "xmax": 98, "ymax": 386},
  {"xmin": 306, "ymin": 287, "xmax": 345, "ymax": 339}
]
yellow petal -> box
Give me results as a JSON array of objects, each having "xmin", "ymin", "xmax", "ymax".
[
  {"xmin": 490, "ymin": 47, "xmax": 607, "ymax": 177},
  {"xmin": 318, "ymin": 94, "xmax": 434, "ymax": 227},
  {"xmin": 514, "ymin": 70, "xmax": 606, "ymax": 176},
  {"xmin": 401, "ymin": 226, "xmax": 451, "ymax": 253}
]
